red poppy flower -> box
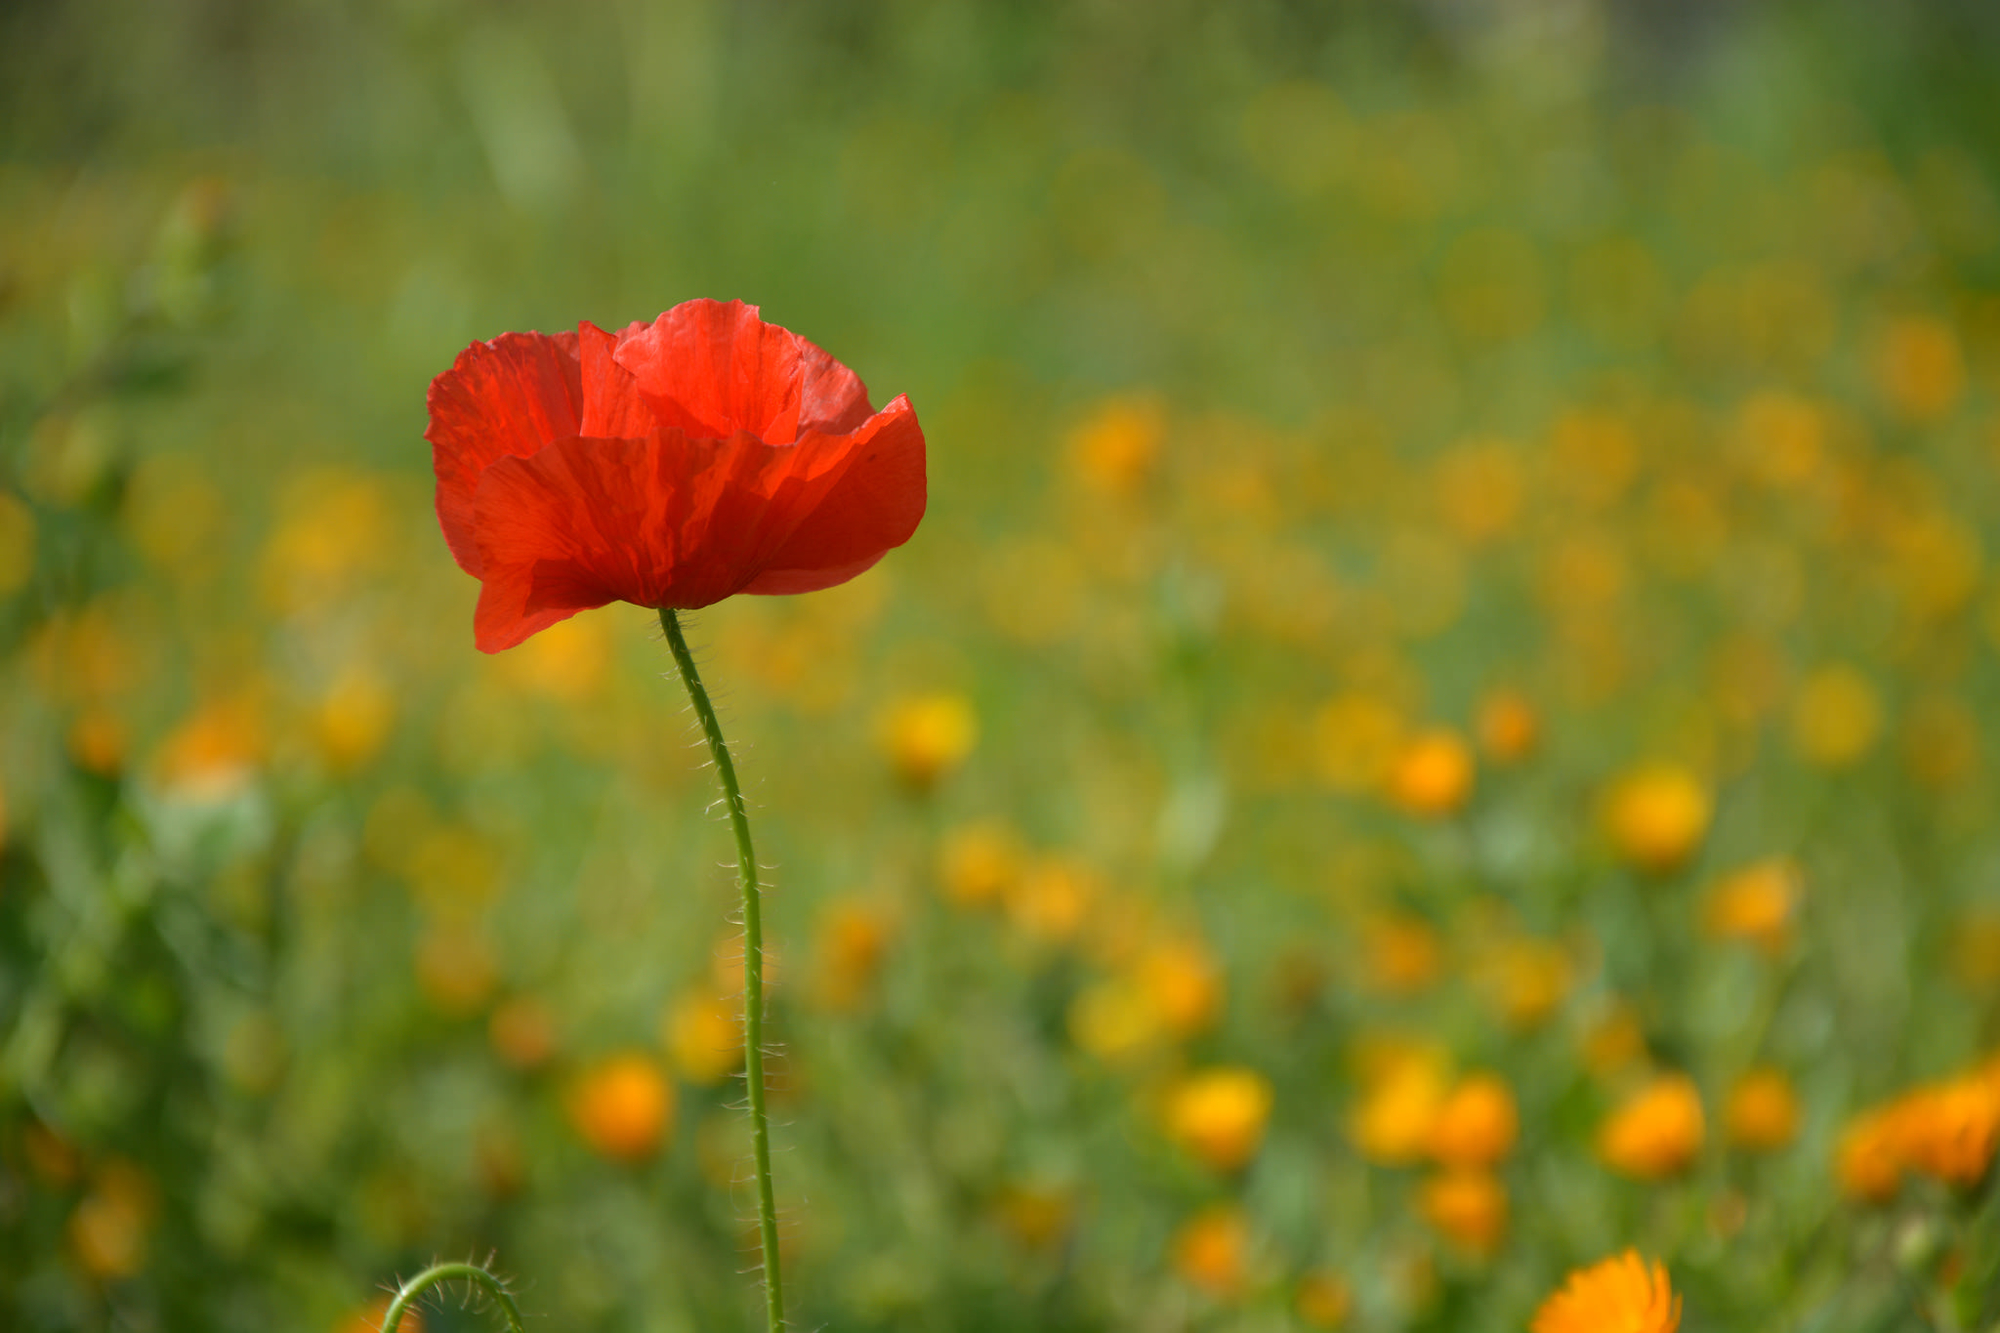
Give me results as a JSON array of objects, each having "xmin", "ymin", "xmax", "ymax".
[{"xmin": 426, "ymin": 299, "xmax": 926, "ymax": 652}]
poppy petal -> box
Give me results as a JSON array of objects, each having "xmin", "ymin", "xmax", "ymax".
[
  {"xmin": 467, "ymin": 433, "xmax": 772, "ymax": 647},
  {"xmin": 577, "ymin": 321, "xmax": 658, "ymax": 440},
  {"xmin": 740, "ymin": 396, "xmax": 927, "ymax": 595},
  {"xmin": 612, "ymin": 299, "xmax": 875, "ymax": 442},
  {"xmin": 427, "ymin": 330, "xmax": 583, "ymax": 576}
]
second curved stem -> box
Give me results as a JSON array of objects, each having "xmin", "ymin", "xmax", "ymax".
[{"xmin": 661, "ymin": 609, "xmax": 784, "ymax": 1333}]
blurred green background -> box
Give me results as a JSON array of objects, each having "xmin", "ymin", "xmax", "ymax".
[{"xmin": 5, "ymin": 1, "xmax": 2000, "ymax": 1330}]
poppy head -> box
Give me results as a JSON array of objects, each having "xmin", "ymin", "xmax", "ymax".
[{"xmin": 427, "ymin": 299, "xmax": 926, "ymax": 651}]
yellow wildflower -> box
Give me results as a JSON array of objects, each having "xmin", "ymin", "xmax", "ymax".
[
  {"xmin": 1348, "ymin": 1043, "xmax": 1449, "ymax": 1165},
  {"xmin": 1069, "ymin": 979, "xmax": 1161, "ymax": 1061},
  {"xmin": 937, "ymin": 819, "xmax": 1020, "ymax": 908},
  {"xmin": 1313, "ymin": 691, "xmax": 1405, "ymax": 793},
  {"xmin": 1166, "ymin": 1067, "xmax": 1274, "ymax": 1172},
  {"xmin": 878, "ymin": 692, "xmax": 978, "ymax": 789},
  {"xmin": 414, "ymin": 925, "xmax": 497, "ymax": 1016},
  {"xmin": 68, "ymin": 1161, "xmax": 155, "ymax": 1280},
  {"xmin": 1874, "ymin": 315, "xmax": 1963, "ymax": 421},
  {"xmin": 1475, "ymin": 936, "xmax": 1572, "ymax": 1030},
  {"xmin": 0, "ymin": 489, "xmax": 35, "ymax": 595},
  {"xmin": 1733, "ymin": 390, "xmax": 1824, "ymax": 486},
  {"xmin": 1435, "ymin": 437, "xmax": 1523, "ymax": 545},
  {"xmin": 994, "ymin": 1183, "xmax": 1073, "ymax": 1250},
  {"xmin": 1790, "ymin": 664, "xmax": 1881, "ymax": 768},
  {"xmin": 663, "ymin": 989, "xmax": 741, "ymax": 1086},
  {"xmin": 502, "ymin": 614, "xmax": 609, "ymax": 702},
  {"xmin": 1603, "ymin": 763, "xmax": 1712, "ymax": 873}
]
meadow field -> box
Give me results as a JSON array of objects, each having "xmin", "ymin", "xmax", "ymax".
[{"xmin": 3, "ymin": 2, "xmax": 2000, "ymax": 1330}]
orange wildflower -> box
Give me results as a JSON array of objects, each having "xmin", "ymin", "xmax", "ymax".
[
  {"xmin": 1136, "ymin": 938, "xmax": 1224, "ymax": 1038},
  {"xmin": 488, "ymin": 995, "xmax": 558, "ymax": 1070},
  {"xmin": 568, "ymin": 1053, "xmax": 674, "ymax": 1162},
  {"xmin": 1725, "ymin": 1069, "xmax": 1801, "ymax": 1152},
  {"xmin": 335, "ymin": 1297, "xmax": 424, "ymax": 1333},
  {"xmin": 1599, "ymin": 1073, "xmax": 1705, "ymax": 1179},
  {"xmin": 154, "ymin": 694, "xmax": 265, "ymax": 802},
  {"xmin": 1419, "ymin": 1169, "xmax": 1507, "ymax": 1255},
  {"xmin": 1426, "ymin": 1073, "xmax": 1518, "ymax": 1168},
  {"xmin": 1475, "ymin": 688, "xmax": 1539, "ymax": 763},
  {"xmin": 1874, "ymin": 315, "xmax": 1964, "ymax": 422},
  {"xmin": 1701, "ymin": 858, "xmax": 1802, "ymax": 954},
  {"xmin": 1838, "ymin": 1063, "xmax": 2000, "ymax": 1201},
  {"xmin": 1360, "ymin": 913, "xmax": 1441, "ymax": 994},
  {"xmin": 1836, "ymin": 1108, "xmax": 1906, "ymax": 1203},
  {"xmin": 1171, "ymin": 1205, "xmax": 1248, "ymax": 1298},
  {"xmin": 1295, "ymin": 1270, "xmax": 1353, "ymax": 1328},
  {"xmin": 1069, "ymin": 395, "xmax": 1165, "ymax": 494},
  {"xmin": 812, "ymin": 898, "xmax": 895, "ymax": 1012},
  {"xmin": 1896, "ymin": 1074, "xmax": 2000, "ymax": 1187},
  {"xmin": 1005, "ymin": 856, "xmax": 1098, "ymax": 944},
  {"xmin": 1532, "ymin": 1251, "xmax": 1680, "ymax": 1333},
  {"xmin": 1581, "ymin": 1003, "xmax": 1648, "ymax": 1079},
  {"xmin": 1387, "ymin": 729, "xmax": 1475, "ymax": 817}
]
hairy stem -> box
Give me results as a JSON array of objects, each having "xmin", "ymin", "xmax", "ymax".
[
  {"xmin": 661, "ymin": 608, "xmax": 785, "ymax": 1333},
  {"xmin": 381, "ymin": 1261, "xmax": 526, "ymax": 1333}
]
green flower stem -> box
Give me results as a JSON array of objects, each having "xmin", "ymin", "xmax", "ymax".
[
  {"xmin": 661, "ymin": 608, "xmax": 785, "ymax": 1333},
  {"xmin": 381, "ymin": 1261, "xmax": 526, "ymax": 1333}
]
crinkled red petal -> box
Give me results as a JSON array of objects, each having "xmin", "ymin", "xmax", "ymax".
[
  {"xmin": 426, "ymin": 330, "xmax": 582, "ymax": 577},
  {"xmin": 465, "ymin": 399, "xmax": 925, "ymax": 651},
  {"xmin": 739, "ymin": 395, "xmax": 926, "ymax": 594},
  {"xmin": 612, "ymin": 299, "xmax": 874, "ymax": 442},
  {"xmin": 576, "ymin": 321, "xmax": 657, "ymax": 440}
]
